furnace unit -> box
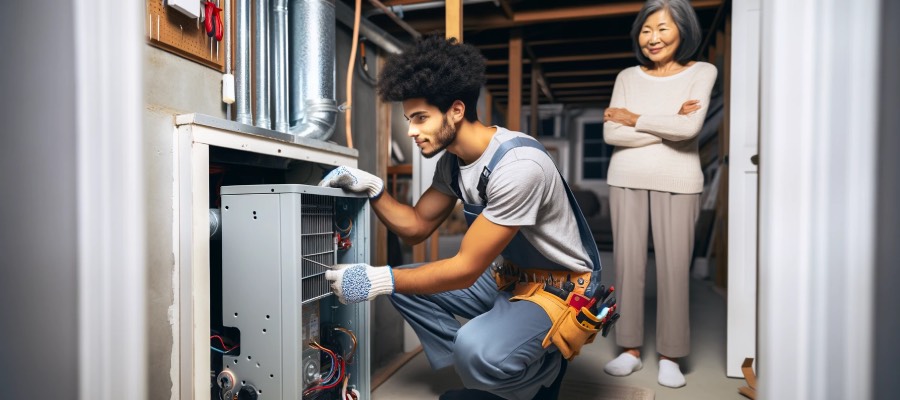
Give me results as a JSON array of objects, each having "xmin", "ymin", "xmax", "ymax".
[{"xmin": 217, "ymin": 184, "xmax": 370, "ymax": 400}]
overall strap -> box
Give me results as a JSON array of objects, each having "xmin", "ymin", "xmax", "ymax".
[
  {"xmin": 477, "ymin": 137, "xmax": 603, "ymax": 295},
  {"xmin": 477, "ymin": 137, "xmax": 540, "ymax": 204}
]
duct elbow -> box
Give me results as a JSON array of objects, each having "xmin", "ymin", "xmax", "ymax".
[{"xmin": 290, "ymin": 99, "xmax": 338, "ymax": 141}]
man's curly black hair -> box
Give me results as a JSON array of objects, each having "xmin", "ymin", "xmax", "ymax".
[{"xmin": 377, "ymin": 35, "xmax": 486, "ymax": 122}]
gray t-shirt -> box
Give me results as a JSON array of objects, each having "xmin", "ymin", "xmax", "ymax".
[{"xmin": 431, "ymin": 127, "xmax": 592, "ymax": 273}]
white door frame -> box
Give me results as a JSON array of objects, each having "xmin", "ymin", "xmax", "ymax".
[
  {"xmin": 726, "ymin": 0, "xmax": 760, "ymax": 378},
  {"xmin": 759, "ymin": 0, "xmax": 878, "ymax": 398}
]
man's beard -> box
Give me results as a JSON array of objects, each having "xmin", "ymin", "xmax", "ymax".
[{"xmin": 421, "ymin": 115, "xmax": 457, "ymax": 159}]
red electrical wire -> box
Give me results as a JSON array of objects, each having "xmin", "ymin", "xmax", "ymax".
[
  {"xmin": 303, "ymin": 357, "xmax": 346, "ymax": 395},
  {"xmin": 211, "ymin": 335, "xmax": 238, "ymax": 352},
  {"xmin": 304, "ymin": 342, "xmax": 347, "ymax": 396}
]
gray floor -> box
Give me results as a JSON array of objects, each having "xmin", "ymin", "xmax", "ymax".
[{"xmin": 373, "ymin": 237, "xmax": 746, "ymax": 400}]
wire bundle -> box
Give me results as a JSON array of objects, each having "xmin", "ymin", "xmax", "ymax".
[
  {"xmin": 303, "ymin": 341, "xmax": 346, "ymax": 396},
  {"xmin": 334, "ymin": 217, "xmax": 354, "ymax": 250},
  {"xmin": 210, "ymin": 334, "xmax": 239, "ymax": 355},
  {"xmin": 303, "ymin": 328, "xmax": 358, "ymax": 397}
]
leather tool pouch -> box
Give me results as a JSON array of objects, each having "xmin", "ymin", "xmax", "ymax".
[{"xmin": 509, "ymin": 273, "xmax": 601, "ymax": 360}]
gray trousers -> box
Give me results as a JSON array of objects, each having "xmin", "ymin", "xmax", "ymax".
[
  {"xmin": 390, "ymin": 267, "xmax": 562, "ymax": 400},
  {"xmin": 609, "ymin": 186, "xmax": 700, "ymax": 358}
]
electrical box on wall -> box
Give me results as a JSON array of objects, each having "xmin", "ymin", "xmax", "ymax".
[{"xmin": 216, "ymin": 184, "xmax": 371, "ymax": 400}]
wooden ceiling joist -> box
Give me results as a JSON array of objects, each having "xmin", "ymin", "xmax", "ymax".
[
  {"xmin": 485, "ymin": 51, "xmax": 632, "ymax": 66},
  {"xmin": 555, "ymin": 96, "xmax": 611, "ymax": 102},
  {"xmin": 485, "ymin": 68, "xmax": 623, "ymax": 80},
  {"xmin": 544, "ymin": 68, "xmax": 622, "ymax": 78},
  {"xmin": 552, "ymin": 81, "xmax": 614, "ymax": 89},
  {"xmin": 382, "ymin": 0, "xmax": 438, "ymax": 6},
  {"xmin": 476, "ymin": 35, "xmax": 631, "ymax": 50},
  {"xmin": 551, "ymin": 89, "xmax": 612, "ymax": 96},
  {"xmin": 487, "ymin": 84, "xmax": 612, "ymax": 92},
  {"xmin": 407, "ymin": 0, "xmax": 722, "ymax": 32}
]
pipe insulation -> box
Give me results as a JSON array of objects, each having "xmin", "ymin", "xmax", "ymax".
[
  {"xmin": 254, "ymin": 0, "xmax": 271, "ymax": 129},
  {"xmin": 272, "ymin": 0, "xmax": 290, "ymax": 132},
  {"xmin": 235, "ymin": 0, "xmax": 252, "ymax": 124},
  {"xmin": 288, "ymin": 0, "xmax": 338, "ymax": 140}
]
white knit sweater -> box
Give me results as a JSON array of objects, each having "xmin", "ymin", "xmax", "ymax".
[{"xmin": 604, "ymin": 62, "xmax": 718, "ymax": 194}]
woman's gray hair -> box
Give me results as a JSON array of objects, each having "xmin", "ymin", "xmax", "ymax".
[{"xmin": 631, "ymin": 0, "xmax": 702, "ymax": 66}]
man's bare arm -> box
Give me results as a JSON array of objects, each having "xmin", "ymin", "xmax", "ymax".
[
  {"xmin": 393, "ymin": 215, "xmax": 519, "ymax": 293},
  {"xmin": 371, "ymin": 187, "xmax": 458, "ymax": 245}
]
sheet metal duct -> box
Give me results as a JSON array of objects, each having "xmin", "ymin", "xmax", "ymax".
[
  {"xmin": 288, "ymin": 0, "xmax": 338, "ymax": 140},
  {"xmin": 272, "ymin": 0, "xmax": 289, "ymax": 132},
  {"xmin": 235, "ymin": 0, "xmax": 251, "ymax": 124},
  {"xmin": 254, "ymin": 0, "xmax": 271, "ymax": 129}
]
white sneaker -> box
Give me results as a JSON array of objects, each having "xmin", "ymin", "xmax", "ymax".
[
  {"xmin": 658, "ymin": 359, "xmax": 686, "ymax": 388},
  {"xmin": 604, "ymin": 352, "xmax": 643, "ymax": 377}
]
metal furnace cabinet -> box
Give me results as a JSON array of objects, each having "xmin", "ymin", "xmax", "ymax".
[{"xmin": 218, "ymin": 184, "xmax": 371, "ymax": 400}]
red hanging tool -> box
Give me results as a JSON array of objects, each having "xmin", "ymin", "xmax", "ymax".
[{"xmin": 204, "ymin": 1, "xmax": 224, "ymax": 41}]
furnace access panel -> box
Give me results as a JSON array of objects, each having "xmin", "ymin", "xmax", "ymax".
[{"xmin": 216, "ymin": 184, "xmax": 371, "ymax": 400}]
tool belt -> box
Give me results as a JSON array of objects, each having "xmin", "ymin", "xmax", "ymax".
[{"xmin": 491, "ymin": 262, "xmax": 603, "ymax": 360}]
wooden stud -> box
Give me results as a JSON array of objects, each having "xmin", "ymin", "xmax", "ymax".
[
  {"xmin": 507, "ymin": 31, "xmax": 523, "ymax": 131},
  {"xmin": 484, "ymin": 91, "xmax": 493, "ymax": 125},
  {"xmin": 446, "ymin": 0, "xmax": 463, "ymax": 42},
  {"xmin": 530, "ymin": 66, "xmax": 539, "ymax": 136}
]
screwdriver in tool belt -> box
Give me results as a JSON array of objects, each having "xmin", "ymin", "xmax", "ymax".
[
  {"xmin": 592, "ymin": 296, "xmax": 616, "ymax": 315},
  {"xmin": 591, "ymin": 286, "xmax": 615, "ymax": 313},
  {"xmin": 543, "ymin": 282, "xmax": 569, "ymax": 301},
  {"xmin": 588, "ymin": 286, "xmax": 608, "ymax": 313},
  {"xmin": 602, "ymin": 313, "xmax": 620, "ymax": 337},
  {"xmin": 586, "ymin": 284, "xmax": 605, "ymax": 310}
]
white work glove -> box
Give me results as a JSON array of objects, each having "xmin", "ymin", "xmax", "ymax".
[
  {"xmin": 325, "ymin": 263, "xmax": 394, "ymax": 304},
  {"xmin": 318, "ymin": 166, "xmax": 384, "ymax": 199}
]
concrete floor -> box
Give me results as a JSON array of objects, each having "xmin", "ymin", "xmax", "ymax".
[{"xmin": 373, "ymin": 244, "xmax": 748, "ymax": 400}]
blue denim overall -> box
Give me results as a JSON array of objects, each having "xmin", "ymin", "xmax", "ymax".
[{"xmin": 390, "ymin": 137, "xmax": 602, "ymax": 400}]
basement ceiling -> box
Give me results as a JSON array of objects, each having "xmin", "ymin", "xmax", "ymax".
[{"xmin": 339, "ymin": 0, "xmax": 726, "ymax": 108}]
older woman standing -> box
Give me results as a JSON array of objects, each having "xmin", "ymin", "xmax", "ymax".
[{"xmin": 601, "ymin": 0, "xmax": 717, "ymax": 388}]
